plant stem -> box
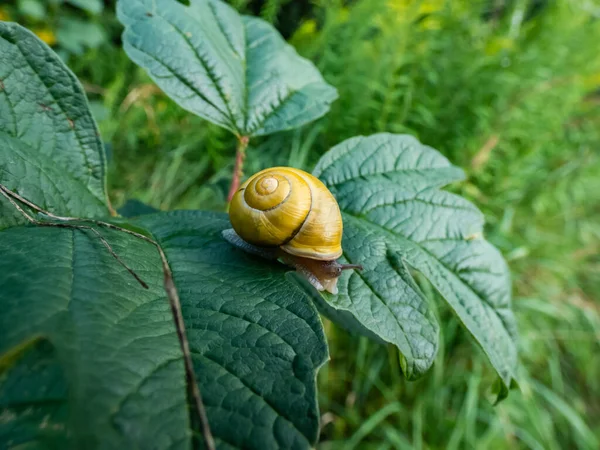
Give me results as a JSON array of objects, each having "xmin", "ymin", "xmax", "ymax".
[{"xmin": 227, "ymin": 136, "xmax": 250, "ymax": 202}]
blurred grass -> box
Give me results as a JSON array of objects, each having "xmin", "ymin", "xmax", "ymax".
[{"xmin": 4, "ymin": 0, "xmax": 600, "ymax": 448}]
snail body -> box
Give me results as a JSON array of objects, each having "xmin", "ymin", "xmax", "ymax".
[{"xmin": 223, "ymin": 167, "xmax": 361, "ymax": 294}]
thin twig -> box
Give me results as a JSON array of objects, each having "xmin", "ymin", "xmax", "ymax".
[
  {"xmin": 81, "ymin": 81, "xmax": 107, "ymax": 95},
  {"xmin": 0, "ymin": 183, "xmax": 215, "ymax": 449},
  {"xmin": 156, "ymin": 245, "xmax": 215, "ymax": 450},
  {"xmin": 2, "ymin": 184, "xmax": 160, "ymax": 248},
  {"xmin": 1, "ymin": 186, "xmax": 89, "ymax": 222},
  {"xmin": 0, "ymin": 185, "xmax": 37, "ymax": 222},
  {"xmin": 471, "ymin": 134, "xmax": 500, "ymax": 171},
  {"xmin": 86, "ymin": 227, "xmax": 149, "ymax": 289},
  {"xmin": 119, "ymin": 83, "xmax": 162, "ymax": 113},
  {"xmin": 0, "ymin": 185, "xmax": 148, "ymax": 289},
  {"xmin": 227, "ymin": 135, "xmax": 250, "ymax": 202}
]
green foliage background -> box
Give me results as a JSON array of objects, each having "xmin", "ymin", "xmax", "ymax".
[{"xmin": 3, "ymin": 0, "xmax": 599, "ymax": 448}]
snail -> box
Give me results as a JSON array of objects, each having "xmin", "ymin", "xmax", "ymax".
[{"xmin": 222, "ymin": 167, "xmax": 362, "ymax": 294}]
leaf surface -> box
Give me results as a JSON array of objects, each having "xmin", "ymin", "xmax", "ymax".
[
  {"xmin": 313, "ymin": 133, "xmax": 518, "ymax": 392},
  {"xmin": 0, "ymin": 225, "xmax": 191, "ymax": 449},
  {"xmin": 0, "ymin": 21, "xmax": 109, "ymax": 227},
  {"xmin": 0, "ymin": 340, "xmax": 69, "ymax": 449},
  {"xmin": 117, "ymin": 0, "xmax": 337, "ymax": 137},
  {"xmin": 138, "ymin": 211, "xmax": 328, "ymax": 449},
  {"xmin": 0, "ymin": 213, "xmax": 328, "ymax": 449},
  {"xmin": 0, "ymin": 22, "xmax": 327, "ymax": 447}
]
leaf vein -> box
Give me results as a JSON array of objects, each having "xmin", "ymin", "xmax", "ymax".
[{"xmin": 196, "ymin": 352, "xmax": 311, "ymax": 445}]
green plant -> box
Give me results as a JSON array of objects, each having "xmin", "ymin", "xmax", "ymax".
[
  {"xmin": 295, "ymin": 1, "xmax": 600, "ymax": 448},
  {"xmin": 0, "ymin": 1, "xmax": 518, "ymax": 448},
  {"xmin": 83, "ymin": 0, "xmax": 599, "ymax": 447},
  {"xmin": 1, "ymin": 0, "xmax": 113, "ymax": 60}
]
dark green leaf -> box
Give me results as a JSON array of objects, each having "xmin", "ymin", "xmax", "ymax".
[
  {"xmin": 138, "ymin": 211, "xmax": 329, "ymax": 449},
  {"xmin": 0, "ymin": 339, "xmax": 70, "ymax": 450},
  {"xmin": 0, "ymin": 24, "xmax": 328, "ymax": 447},
  {"xmin": 313, "ymin": 133, "xmax": 518, "ymax": 393},
  {"xmin": 0, "ymin": 212, "xmax": 328, "ymax": 449},
  {"xmin": 290, "ymin": 273, "xmax": 387, "ymax": 346},
  {"xmin": 0, "ymin": 22, "xmax": 109, "ymax": 227},
  {"xmin": 66, "ymin": 0, "xmax": 104, "ymax": 15},
  {"xmin": 117, "ymin": 0, "xmax": 337, "ymax": 137},
  {"xmin": 0, "ymin": 225, "xmax": 191, "ymax": 449},
  {"xmin": 118, "ymin": 199, "xmax": 160, "ymax": 217}
]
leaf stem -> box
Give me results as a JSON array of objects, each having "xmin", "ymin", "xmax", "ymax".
[
  {"xmin": 227, "ymin": 136, "xmax": 250, "ymax": 202},
  {"xmin": 0, "ymin": 183, "xmax": 215, "ymax": 450}
]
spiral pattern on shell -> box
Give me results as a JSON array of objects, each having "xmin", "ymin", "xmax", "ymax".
[{"xmin": 229, "ymin": 167, "xmax": 343, "ymax": 260}]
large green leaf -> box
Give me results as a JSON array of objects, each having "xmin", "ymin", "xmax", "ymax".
[
  {"xmin": 312, "ymin": 133, "xmax": 518, "ymax": 393},
  {"xmin": 0, "ymin": 21, "xmax": 327, "ymax": 448},
  {"xmin": 0, "ymin": 214, "xmax": 328, "ymax": 449},
  {"xmin": 138, "ymin": 212, "xmax": 328, "ymax": 449},
  {"xmin": 0, "ymin": 21, "xmax": 109, "ymax": 227},
  {"xmin": 0, "ymin": 18, "xmax": 519, "ymax": 450},
  {"xmin": 117, "ymin": 0, "xmax": 337, "ymax": 137},
  {"xmin": 0, "ymin": 225, "xmax": 191, "ymax": 449}
]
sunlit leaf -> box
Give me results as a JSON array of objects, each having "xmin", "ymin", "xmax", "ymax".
[
  {"xmin": 117, "ymin": 0, "xmax": 337, "ymax": 137},
  {"xmin": 313, "ymin": 133, "xmax": 518, "ymax": 394}
]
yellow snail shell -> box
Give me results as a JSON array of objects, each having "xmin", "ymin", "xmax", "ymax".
[{"xmin": 223, "ymin": 167, "xmax": 361, "ymax": 294}]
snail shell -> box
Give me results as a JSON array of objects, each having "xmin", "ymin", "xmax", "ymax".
[
  {"xmin": 228, "ymin": 167, "xmax": 343, "ymax": 260},
  {"xmin": 224, "ymin": 167, "xmax": 362, "ymax": 294}
]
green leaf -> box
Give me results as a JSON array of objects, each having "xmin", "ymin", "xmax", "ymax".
[
  {"xmin": 0, "ymin": 22, "xmax": 109, "ymax": 227},
  {"xmin": 0, "ymin": 213, "xmax": 328, "ymax": 449},
  {"xmin": 0, "ymin": 225, "xmax": 191, "ymax": 449},
  {"xmin": 56, "ymin": 19, "xmax": 107, "ymax": 55},
  {"xmin": 0, "ymin": 24, "xmax": 327, "ymax": 447},
  {"xmin": 66, "ymin": 0, "xmax": 104, "ymax": 15},
  {"xmin": 0, "ymin": 133, "xmax": 109, "ymax": 230},
  {"xmin": 319, "ymin": 212, "xmax": 440, "ymax": 380},
  {"xmin": 137, "ymin": 211, "xmax": 328, "ymax": 449},
  {"xmin": 117, "ymin": 199, "xmax": 159, "ymax": 217},
  {"xmin": 290, "ymin": 273, "xmax": 387, "ymax": 346},
  {"xmin": 117, "ymin": 0, "xmax": 338, "ymax": 137},
  {"xmin": 17, "ymin": 0, "xmax": 47, "ymax": 20},
  {"xmin": 0, "ymin": 339, "xmax": 70, "ymax": 449},
  {"xmin": 313, "ymin": 133, "xmax": 518, "ymax": 392}
]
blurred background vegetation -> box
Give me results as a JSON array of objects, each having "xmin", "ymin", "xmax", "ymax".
[{"xmin": 2, "ymin": 0, "xmax": 599, "ymax": 448}]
